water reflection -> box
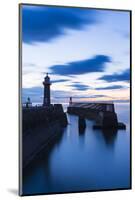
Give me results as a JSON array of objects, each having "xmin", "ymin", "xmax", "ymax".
[
  {"xmin": 78, "ymin": 127, "xmax": 86, "ymax": 148},
  {"xmin": 23, "ymin": 129, "xmax": 65, "ymax": 191},
  {"xmin": 78, "ymin": 116, "xmax": 86, "ymax": 134},
  {"xmin": 101, "ymin": 128, "xmax": 118, "ymax": 146},
  {"xmin": 23, "ymin": 103, "xmax": 130, "ymax": 195}
]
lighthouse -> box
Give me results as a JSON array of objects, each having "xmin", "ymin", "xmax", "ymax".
[{"xmin": 43, "ymin": 73, "xmax": 51, "ymax": 106}]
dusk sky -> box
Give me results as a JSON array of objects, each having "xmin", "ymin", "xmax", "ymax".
[{"xmin": 22, "ymin": 5, "xmax": 130, "ymax": 104}]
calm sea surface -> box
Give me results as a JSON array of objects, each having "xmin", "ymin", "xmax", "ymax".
[{"xmin": 23, "ymin": 103, "xmax": 130, "ymax": 195}]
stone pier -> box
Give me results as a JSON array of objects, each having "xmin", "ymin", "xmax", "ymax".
[
  {"xmin": 22, "ymin": 104, "xmax": 68, "ymax": 168},
  {"xmin": 67, "ymin": 102, "xmax": 126, "ymax": 130}
]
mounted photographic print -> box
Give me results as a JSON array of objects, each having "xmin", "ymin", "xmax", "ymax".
[{"xmin": 19, "ymin": 3, "xmax": 131, "ymax": 196}]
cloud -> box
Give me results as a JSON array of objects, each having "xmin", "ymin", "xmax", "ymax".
[
  {"xmin": 22, "ymin": 87, "xmax": 43, "ymax": 103},
  {"xmin": 99, "ymin": 69, "xmax": 130, "ymax": 82},
  {"xmin": 51, "ymin": 79, "xmax": 69, "ymax": 83},
  {"xmin": 22, "ymin": 5, "xmax": 98, "ymax": 43},
  {"xmin": 96, "ymin": 85, "xmax": 126, "ymax": 90},
  {"xmin": 50, "ymin": 55, "xmax": 111, "ymax": 76},
  {"xmin": 70, "ymin": 83, "xmax": 90, "ymax": 91},
  {"xmin": 22, "ymin": 86, "xmax": 108, "ymax": 103},
  {"xmin": 22, "ymin": 87, "xmax": 70, "ymax": 103}
]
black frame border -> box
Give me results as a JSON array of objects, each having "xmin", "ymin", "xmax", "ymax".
[{"xmin": 19, "ymin": 3, "xmax": 132, "ymax": 197}]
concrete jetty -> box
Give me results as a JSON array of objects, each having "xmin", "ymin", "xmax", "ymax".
[{"xmin": 67, "ymin": 102, "xmax": 126, "ymax": 130}]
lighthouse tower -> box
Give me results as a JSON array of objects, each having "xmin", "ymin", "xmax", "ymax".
[{"xmin": 43, "ymin": 73, "xmax": 51, "ymax": 106}]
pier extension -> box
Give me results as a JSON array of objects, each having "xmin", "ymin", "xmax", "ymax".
[{"xmin": 67, "ymin": 102, "xmax": 126, "ymax": 130}]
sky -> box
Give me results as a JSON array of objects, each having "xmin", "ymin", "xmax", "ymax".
[{"xmin": 22, "ymin": 5, "xmax": 130, "ymax": 104}]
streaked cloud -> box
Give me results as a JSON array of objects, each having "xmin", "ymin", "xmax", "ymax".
[
  {"xmin": 70, "ymin": 83, "xmax": 90, "ymax": 91},
  {"xmin": 96, "ymin": 85, "xmax": 127, "ymax": 90},
  {"xmin": 22, "ymin": 5, "xmax": 98, "ymax": 43},
  {"xmin": 99, "ymin": 69, "xmax": 130, "ymax": 82},
  {"xmin": 50, "ymin": 55, "xmax": 111, "ymax": 76},
  {"xmin": 51, "ymin": 79, "xmax": 69, "ymax": 84},
  {"xmin": 22, "ymin": 86, "xmax": 108, "ymax": 102}
]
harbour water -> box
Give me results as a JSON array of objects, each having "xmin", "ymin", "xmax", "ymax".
[{"xmin": 23, "ymin": 103, "xmax": 130, "ymax": 195}]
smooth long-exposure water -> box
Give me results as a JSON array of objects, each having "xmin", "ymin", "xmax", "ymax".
[{"xmin": 23, "ymin": 103, "xmax": 130, "ymax": 195}]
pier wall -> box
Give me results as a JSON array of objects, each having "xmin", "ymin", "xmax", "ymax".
[
  {"xmin": 67, "ymin": 103, "xmax": 126, "ymax": 129},
  {"xmin": 22, "ymin": 104, "xmax": 68, "ymax": 168},
  {"xmin": 23, "ymin": 105, "xmax": 67, "ymax": 133},
  {"xmin": 67, "ymin": 106, "xmax": 98, "ymax": 120}
]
